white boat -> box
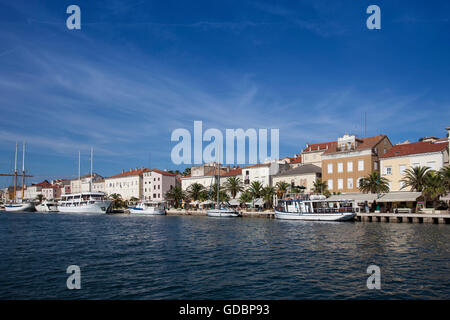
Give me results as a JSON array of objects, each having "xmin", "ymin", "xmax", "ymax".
[
  {"xmin": 58, "ymin": 192, "xmax": 112, "ymax": 214},
  {"xmin": 35, "ymin": 201, "xmax": 59, "ymax": 213},
  {"xmin": 274, "ymin": 196, "xmax": 357, "ymax": 221},
  {"xmin": 206, "ymin": 145, "xmax": 240, "ymax": 218},
  {"xmin": 129, "ymin": 201, "xmax": 166, "ymax": 215},
  {"xmin": 207, "ymin": 207, "xmax": 240, "ymax": 217},
  {"xmin": 4, "ymin": 202, "xmax": 35, "ymax": 212}
]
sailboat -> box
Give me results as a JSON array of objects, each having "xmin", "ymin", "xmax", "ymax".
[
  {"xmin": 4, "ymin": 142, "xmax": 35, "ymax": 212},
  {"xmin": 207, "ymin": 146, "xmax": 240, "ymax": 218},
  {"xmin": 58, "ymin": 148, "xmax": 112, "ymax": 214}
]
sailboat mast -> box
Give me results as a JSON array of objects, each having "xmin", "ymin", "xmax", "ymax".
[
  {"xmin": 13, "ymin": 142, "xmax": 18, "ymax": 201},
  {"xmin": 217, "ymin": 145, "xmax": 220, "ymax": 206},
  {"xmin": 90, "ymin": 147, "xmax": 93, "ymax": 192},
  {"xmin": 78, "ymin": 151, "xmax": 81, "ymax": 193},
  {"xmin": 21, "ymin": 142, "xmax": 25, "ymax": 201}
]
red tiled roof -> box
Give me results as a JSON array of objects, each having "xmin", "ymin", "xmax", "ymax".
[
  {"xmin": 222, "ymin": 168, "xmax": 242, "ymax": 177},
  {"xmin": 380, "ymin": 141, "xmax": 448, "ymax": 159},
  {"xmin": 150, "ymin": 169, "xmax": 177, "ymax": 176},
  {"xmin": 107, "ymin": 168, "xmax": 150, "ymax": 179},
  {"xmin": 303, "ymin": 141, "xmax": 337, "ymax": 153},
  {"xmin": 323, "ymin": 135, "xmax": 387, "ymax": 155},
  {"xmin": 243, "ymin": 163, "xmax": 271, "ymax": 169},
  {"xmin": 290, "ymin": 156, "xmax": 302, "ymax": 164},
  {"xmin": 32, "ymin": 180, "xmax": 52, "ymax": 188}
]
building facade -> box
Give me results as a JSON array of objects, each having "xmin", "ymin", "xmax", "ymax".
[
  {"xmin": 321, "ymin": 134, "xmax": 393, "ymax": 193},
  {"xmin": 105, "ymin": 168, "xmax": 149, "ymax": 200},
  {"xmin": 143, "ymin": 169, "xmax": 177, "ymax": 202},
  {"xmin": 301, "ymin": 141, "xmax": 337, "ymax": 167},
  {"xmin": 380, "ymin": 140, "xmax": 449, "ymax": 191},
  {"xmin": 272, "ymin": 164, "xmax": 322, "ymax": 193}
]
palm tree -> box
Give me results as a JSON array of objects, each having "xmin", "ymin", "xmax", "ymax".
[
  {"xmin": 439, "ymin": 165, "xmax": 450, "ymax": 192},
  {"xmin": 187, "ymin": 183, "xmax": 205, "ymax": 202},
  {"xmin": 262, "ymin": 186, "xmax": 276, "ymax": 208},
  {"xmin": 313, "ymin": 178, "xmax": 328, "ymax": 194},
  {"xmin": 165, "ymin": 186, "xmax": 185, "ymax": 208},
  {"xmin": 210, "ymin": 184, "xmax": 230, "ymax": 203},
  {"xmin": 129, "ymin": 196, "xmax": 139, "ymax": 205},
  {"xmin": 35, "ymin": 194, "xmax": 44, "ymax": 203},
  {"xmin": 249, "ymin": 181, "xmax": 263, "ymax": 199},
  {"xmin": 109, "ymin": 193, "xmax": 124, "ymax": 209},
  {"xmin": 400, "ymin": 166, "xmax": 431, "ymax": 192},
  {"xmin": 359, "ymin": 171, "xmax": 390, "ymax": 194},
  {"xmin": 275, "ymin": 181, "xmax": 290, "ymax": 199},
  {"xmin": 223, "ymin": 177, "xmax": 244, "ymax": 199},
  {"xmin": 239, "ymin": 190, "xmax": 253, "ymax": 205},
  {"xmin": 423, "ymin": 171, "xmax": 446, "ymax": 209}
]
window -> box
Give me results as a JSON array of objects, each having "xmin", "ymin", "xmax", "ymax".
[
  {"xmin": 385, "ymin": 166, "xmax": 392, "ymax": 175},
  {"xmin": 337, "ymin": 162, "xmax": 343, "ymax": 173},
  {"xmin": 374, "ymin": 162, "xmax": 378, "ymax": 170},
  {"xmin": 399, "ymin": 165, "xmax": 406, "ymax": 174},
  {"xmin": 327, "ymin": 163, "xmax": 333, "ymax": 174},
  {"xmin": 347, "ymin": 178, "xmax": 353, "ymax": 189},
  {"xmin": 337, "ymin": 179, "xmax": 343, "ymax": 190},
  {"xmin": 347, "ymin": 161, "xmax": 353, "ymax": 172},
  {"xmin": 358, "ymin": 160, "xmax": 364, "ymax": 171},
  {"xmin": 383, "ymin": 148, "xmax": 387, "ymax": 154},
  {"xmin": 327, "ymin": 179, "xmax": 333, "ymax": 190}
]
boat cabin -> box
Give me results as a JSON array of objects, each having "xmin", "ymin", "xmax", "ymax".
[{"xmin": 276, "ymin": 199, "xmax": 357, "ymax": 214}]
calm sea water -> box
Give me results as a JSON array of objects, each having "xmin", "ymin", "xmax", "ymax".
[{"xmin": 0, "ymin": 212, "xmax": 449, "ymax": 299}]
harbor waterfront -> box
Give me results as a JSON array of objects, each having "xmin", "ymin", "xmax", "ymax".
[{"xmin": 0, "ymin": 212, "xmax": 448, "ymax": 299}]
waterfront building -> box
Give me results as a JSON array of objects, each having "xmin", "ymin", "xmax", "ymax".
[
  {"xmin": 241, "ymin": 161, "xmax": 288, "ymax": 187},
  {"xmin": 143, "ymin": 169, "xmax": 178, "ymax": 202},
  {"xmin": 92, "ymin": 178, "xmax": 105, "ymax": 193},
  {"xmin": 42, "ymin": 184, "xmax": 61, "ymax": 200},
  {"xmin": 24, "ymin": 180, "xmax": 52, "ymax": 200},
  {"xmin": 70, "ymin": 173, "xmax": 104, "ymax": 194},
  {"xmin": 271, "ymin": 164, "xmax": 322, "ymax": 193},
  {"xmin": 380, "ymin": 139, "xmax": 449, "ymax": 192},
  {"xmin": 321, "ymin": 134, "xmax": 393, "ymax": 193},
  {"xmin": 104, "ymin": 168, "xmax": 149, "ymax": 200},
  {"xmin": 181, "ymin": 163, "xmax": 235, "ymax": 191},
  {"xmin": 301, "ymin": 141, "xmax": 337, "ymax": 167}
]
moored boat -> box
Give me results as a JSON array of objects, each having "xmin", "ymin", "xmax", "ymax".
[
  {"xmin": 207, "ymin": 207, "xmax": 240, "ymax": 217},
  {"xmin": 4, "ymin": 202, "xmax": 35, "ymax": 212},
  {"xmin": 274, "ymin": 195, "xmax": 357, "ymax": 221},
  {"xmin": 129, "ymin": 201, "xmax": 166, "ymax": 215},
  {"xmin": 35, "ymin": 200, "xmax": 59, "ymax": 213},
  {"xmin": 58, "ymin": 192, "xmax": 112, "ymax": 214}
]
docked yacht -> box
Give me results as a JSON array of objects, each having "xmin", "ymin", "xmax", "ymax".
[
  {"xmin": 35, "ymin": 201, "xmax": 58, "ymax": 213},
  {"xmin": 129, "ymin": 201, "xmax": 166, "ymax": 215},
  {"xmin": 4, "ymin": 201, "xmax": 35, "ymax": 212},
  {"xmin": 58, "ymin": 192, "xmax": 112, "ymax": 214},
  {"xmin": 206, "ymin": 146, "xmax": 240, "ymax": 218},
  {"xmin": 274, "ymin": 195, "xmax": 357, "ymax": 221}
]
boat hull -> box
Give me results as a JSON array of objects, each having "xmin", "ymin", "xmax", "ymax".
[
  {"xmin": 4, "ymin": 202, "xmax": 35, "ymax": 212},
  {"xmin": 58, "ymin": 201, "xmax": 112, "ymax": 214},
  {"xmin": 207, "ymin": 209, "xmax": 240, "ymax": 217},
  {"xmin": 275, "ymin": 210, "xmax": 356, "ymax": 221},
  {"xmin": 129, "ymin": 207, "xmax": 166, "ymax": 215},
  {"xmin": 35, "ymin": 204, "xmax": 59, "ymax": 213}
]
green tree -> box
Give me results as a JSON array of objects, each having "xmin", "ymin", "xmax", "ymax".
[
  {"xmin": 224, "ymin": 177, "xmax": 244, "ymax": 199},
  {"xmin": 275, "ymin": 181, "xmax": 290, "ymax": 199},
  {"xmin": 439, "ymin": 165, "xmax": 450, "ymax": 192},
  {"xmin": 210, "ymin": 184, "xmax": 230, "ymax": 203},
  {"xmin": 249, "ymin": 181, "xmax": 263, "ymax": 198},
  {"xmin": 35, "ymin": 194, "xmax": 45, "ymax": 203},
  {"xmin": 313, "ymin": 178, "xmax": 328, "ymax": 194},
  {"xmin": 109, "ymin": 193, "xmax": 124, "ymax": 209},
  {"xmin": 183, "ymin": 167, "xmax": 191, "ymax": 176},
  {"xmin": 262, "ymin": 186, "xmax": 276, "ymax": 208},
  {"xmin": 187, "ymin": 183, "xmax": 205, "ymax": 202},
  {"xmin": 359, "ymin": 172, "xmax": 390, "ymax": 194},
  {"xmin": 239, "ymin": 190, "xmax": 253, "ymax": 204},
  {"xmin": 400, "ymin": 166, "xmax": 431, "ymax": 192},
  {"xmin": 423, "ymin": 171, "xmax": 446, "ymax": 208},
  {"xmin": 165, "ymin": 186, "xmax": 186, "ymax": 208}
]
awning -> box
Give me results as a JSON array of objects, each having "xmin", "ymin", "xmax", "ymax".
[
  {"xmin": 326, "ymin": 193, "xmax": 378, "ymax": 202},
  {"xmin": 228, "ymin": 199, "xmax": 240, "ymax": 206},
  {"xmin": 200, "ymin": 200, "xmax": 213, "ymax": 205},
  {"xmin": 440, "ymin": 193, "xmax": 450, "ymax": 201},
  {"xmin": 375, "ymin": 192, "xmax": 422, "ymax": 203}
]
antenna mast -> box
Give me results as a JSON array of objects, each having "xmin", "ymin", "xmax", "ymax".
[
  {"xmin": 21, "ymin": 142, "xmax": 26, "ymax": 201},
  {"xmin": 13, "ymin": 142, "xmax": 18, "ymax": 201}
]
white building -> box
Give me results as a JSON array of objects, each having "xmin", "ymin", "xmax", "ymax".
[
  {"xmin": 105, "ymin": 168, "xmax": 149, "ymax": 200},
  {"xmin": 241, "ymin": 162, "xmax": 286, "ymax": 188},
  {"xmin": 143, "ymin": 169, "xmax": 178, "ymax": 202},
  {"xmin": 70, "ymin": 173, "xmax": 104, "ymax": 194}
]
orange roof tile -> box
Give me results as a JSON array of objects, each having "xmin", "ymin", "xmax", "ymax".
[
  {"xmin": 380, "ymin": 141, "xmax": 448, "ymax": 159},
  {"xmin": 323, "ymin": 135, "xmax": 387, "ymax": 155},
  {"xmin": 303, "ymin": 141, "xmax": 337, "ymax": 153},
  {"xmin": 107, "ymin": 168, "xmax": 150, "ymax": 179}
]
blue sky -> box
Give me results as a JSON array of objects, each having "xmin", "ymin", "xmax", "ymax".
[{"xmin": 0, "ymin": 0, "xmax": 449, "ymax": 185}]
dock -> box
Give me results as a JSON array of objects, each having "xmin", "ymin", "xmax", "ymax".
[{"xmin": 356, "ymin": 213, "xmax": 450, "ymax": 224}]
